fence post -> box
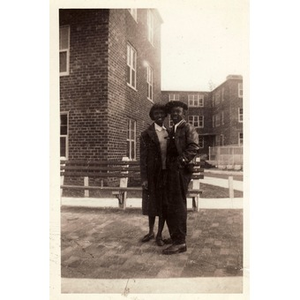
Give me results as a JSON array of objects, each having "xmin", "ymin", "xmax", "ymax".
[
  {"xmin": 228, "ymin": 176, "xmax": 234, "ymax": 199},
  {"xmin": 84, "ymin": 176, "xmax": 89, "ymax": 197}
]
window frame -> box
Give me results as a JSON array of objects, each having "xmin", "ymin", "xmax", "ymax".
[
  {"xmin": 238, "ymin": 132, "xmax": 243, "ymax": 146},
  {"xmin": 169, "ymin": 94, "xmax": 179, "ymax": 101},
  {"xmin": 188, "ymin": 94, "xmax": 204, "ymax": 107},
  {"xmin": 238, "ymin": 82, "xmax": 243, "ymax": 98},
  {"xmin": 59, "ymin": 25, "xmax": 70, "ymax": 76},
  {"xmin": 147, "ymin": 9, "xmax": 154, "ymax": 46},
  {"xmin": 126, "ymin": 118, "xmax": 137, "ymax": 160},
  {"xmin": 126, "ymin": 43, "xmax": 137, "ymax": 90},
  {"xmin": 60, "ymin": 111, "xmax": 69, "ymax": 160},
  {"xmin": 238, "ymin": 108, "xmax": 243, "ymax": 123},
  {"xmin": 215, "ymin": 113, "xmax": 220, "ymax": 127},
  {"xmin": 147, "ymin": 65, "xmax": 154, "ymax": 102},
  {"xmin": 221, "ymin": 87, "xmax": 225, "ymax": 102},
  {"xmin": 188, "ymin": 115, "xmax": 204, "ymax": 128}
]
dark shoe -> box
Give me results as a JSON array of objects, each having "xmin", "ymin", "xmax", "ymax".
[
  {"xmin": 162, "ymin": 243, "xmax": 187, "ymax": 255},
  {"xmin": 156, "ymin": 237, "xmax": 164, "ymax": 246},
  {"xmin": 141, "ymin": 233, "xmax": 154, "ymax": 242},
  {"xmin": 163, "ymin": 238, "xmax": 172, "ymax": 244}
]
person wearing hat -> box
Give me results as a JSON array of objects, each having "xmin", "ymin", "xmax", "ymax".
[
  {"xmin": 162, "ymin": 100, "xmax": 199, "ymax": 255},
  {"xmin": 139, "ymin": 103, "xmax": 171, "ymax": 246}
]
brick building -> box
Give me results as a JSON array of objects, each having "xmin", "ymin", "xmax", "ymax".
[
  {"xmin": 59, "ymin": 9, "xmax": 163, "ymax": 161},
  {"xmin": 161, "ymin": 75, "xmax": 243, "ymax": 156},
  {"xmin": 211, "ymin": 75, "xmax": 243, "ymax": 147}
]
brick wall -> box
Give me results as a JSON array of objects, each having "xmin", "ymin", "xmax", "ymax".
[
  {"xmin": 60, "ymin": 9, "xmax": 110, "ymax": 161},
  {"xmin": 60, "ymin": 9, "xmax": 162, "ymax": 162}
]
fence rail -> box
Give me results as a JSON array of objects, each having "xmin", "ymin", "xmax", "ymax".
[{"xmin": 209, "ymin": 146, "xmax": 243, "ymax": 169}]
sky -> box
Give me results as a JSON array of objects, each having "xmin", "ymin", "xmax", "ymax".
[{"xmin": 157, "ymin": 0, "xmax": 249, "ymax": 91}]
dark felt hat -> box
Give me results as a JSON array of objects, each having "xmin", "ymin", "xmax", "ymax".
[
  {"xmin": 149, "ymin": 103, "xmax": 167, "ymax": 120},
  {"xmin": 165, "ymin": 101, "xmax": 188, "ymax": 113}
]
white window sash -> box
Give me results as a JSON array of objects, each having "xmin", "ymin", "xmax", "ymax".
[
  {"xmin": 127, "ymin": 44, "xmax": 137, "ymax": 89},
  {"xmin": 60, "ymin": 112, "xmax": 69, "ymax": 159},
  {"xmin": 238, "ymin": 83, "xmax": 243, "ymax": 98},
  {"xmin": 59, "ymin": 26, "xmax": 70, "ymax": 76},
  {"xmin": 147, "ymin": 66, "xmax": 153, "ymax": 100}
]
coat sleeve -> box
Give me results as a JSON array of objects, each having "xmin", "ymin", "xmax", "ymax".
[
  {"xmin": 139, "ymin": 134, "xmax": 148, "ymax": 183},
  {"xmin": 181, "ymin": 124, "xmax": 199, "ymax": 164}
]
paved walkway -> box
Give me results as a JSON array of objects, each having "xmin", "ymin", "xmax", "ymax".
[
  {"xmin": 61, "ymin": 206, "xmax": 244, "ymax": 294},
  {"xmin": 60, "ymin": 174, "xmax": 245, "ymax": 295}
]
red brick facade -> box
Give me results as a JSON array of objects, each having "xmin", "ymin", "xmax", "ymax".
[
  {"xmin": 60, "ymin": 9, "xmax": 162, "ymax": 161},
  {"xmin": 161, "ymin": 75, "xmax": 243, "ymax": 156}
]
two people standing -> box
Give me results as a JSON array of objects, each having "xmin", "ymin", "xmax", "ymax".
[{"xmin": 140, "ymin": 101, "xmax": 199, "ymax": 255}]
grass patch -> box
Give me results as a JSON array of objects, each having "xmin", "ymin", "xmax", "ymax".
[
  {"xmin": 201, "ymin": 183, "xmax": 243, "ymax": 198},
  {"xmin": 204, "ymin": 173, "xmax": 243, "ymax": 181}
]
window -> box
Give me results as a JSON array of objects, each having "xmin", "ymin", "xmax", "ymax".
[
  {"xmin": 238, "ymin": 132, "xmax": 243, "ymax": 146},
  {"xmin": 60, "ymin": 112, "xmax": 69, "ymax": 159},
  {"xmin": 59, "ymin": 26, "xmax": 70, "ymax": 75},
  {"xmin": 169, "ymin": 94, "xmax": 179, "ymax": 101},
  {"xmin": 212, "ymin": 115, "xmax": 215, "ymax": 128},
  {"xmin": 147, "ymin": 66, "xmax": 153, "ymax": 101},
  {"xmin": 238, "ymin": 82, "xmax": 243, "ymax": 98},
  {"xmin": 215, "ymin": 90, "xmax": 221, "ymax": 105},
  {"xmin": 127, "ymin": 119, "xmax": 137, "ymax": 160},
  {"xmin": 215, "ymin": 114, "xmax": 220, "ymax": 127},
  {"xmin": 221, "ymin": 111, "xmax": 225, "ymax": 125},
  {"xmin": 128, "ymin": 9, "xmax": 137, "ymax": 21},
  {"xmin": 188, "ymin": 115, "xmax": 204, "ymax": 128},
  {"xmin": 147, "ymin": 10, "xmax": 154, "ymax": 45},
  {"xmin": 221, "ymin": 87, "xmax": 225, "ymax": 101},
  {"xmin": 220, "ymin": 134, "xmax": 224, "ymax": 146},
  {"xmin": 238, "ymin": 108, "xmax": 243, "ymax": 122},
  {"xmin": 127, "ymin": 44, "xmax": 137, "ymax": 89},
  {"xmin": 199, "ymin": 136, "xmax": 204, "ymax": 148},
  {"xmin": 188, "ymin": 95, "xmax": 204, "ymax": 107}
]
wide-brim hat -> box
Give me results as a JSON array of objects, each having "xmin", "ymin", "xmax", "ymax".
[{"xmin": 165, "ymin": 101, "xmax": 188, "ymax": 113}]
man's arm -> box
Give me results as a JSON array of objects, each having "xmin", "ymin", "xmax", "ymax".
[{"xmin": 180, "ymin": 124, "xmax": 199, "ymax": 165}]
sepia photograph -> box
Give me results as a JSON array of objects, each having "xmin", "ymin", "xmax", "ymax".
[{"xmin": 51, "ymin": 0, "xmax": 249, "ymax": 298}]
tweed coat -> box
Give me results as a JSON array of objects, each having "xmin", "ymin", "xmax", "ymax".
[{"xmin": 140, "ymin": 123, "xmax": 168, "ymax": 217}]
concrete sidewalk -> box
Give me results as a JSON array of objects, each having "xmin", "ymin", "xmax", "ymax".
[{"xmin": 61, "ymin": 196, "xmax": 243, "ymax": 209}]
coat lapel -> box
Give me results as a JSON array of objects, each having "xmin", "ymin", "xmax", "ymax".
[{"xmin": 147, "ymin": 123, "xmax": 160, "ymax": 146}]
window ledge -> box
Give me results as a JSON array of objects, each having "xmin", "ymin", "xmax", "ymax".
[{"xmin": 127, "ymin": 83, "xmax": 138, "ymax": 92}]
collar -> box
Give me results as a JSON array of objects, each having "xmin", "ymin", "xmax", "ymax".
[
  {"xmin": 174, "ymin": 119, "xmax": 185, "ymax": 132},
  {"xmin": 154, "ymin": 123, "xmax": 166, "ymax": 132}
]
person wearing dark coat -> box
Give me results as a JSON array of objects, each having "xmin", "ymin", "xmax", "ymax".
[
  {"xmin": 162, "ymin": 100, "xmax": 200, "ymax": 255},
  {"xmin": 140, "ymin": 104, "xmax": 171, "ymax": 246}
]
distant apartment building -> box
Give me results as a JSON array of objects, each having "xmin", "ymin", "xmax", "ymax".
[
  {"xmin": 59, "ymin": 9, "xmax": 163, "ymax": 161},
  {"xmin": 161, "ymin": 75, "xmax": 243, "ymax": 156},
  {"xmin": 211, "ymin": 75, "xmax": 243, "ymax": 147}
]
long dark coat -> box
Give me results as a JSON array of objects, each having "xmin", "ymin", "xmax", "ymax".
[
  {"xmin": 165, "ymin": 120, "xmax": 199, "ymax": 244},
  {"xmin": 140, "ymin": 123, "xmax": 167, "ymax": 217}
]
